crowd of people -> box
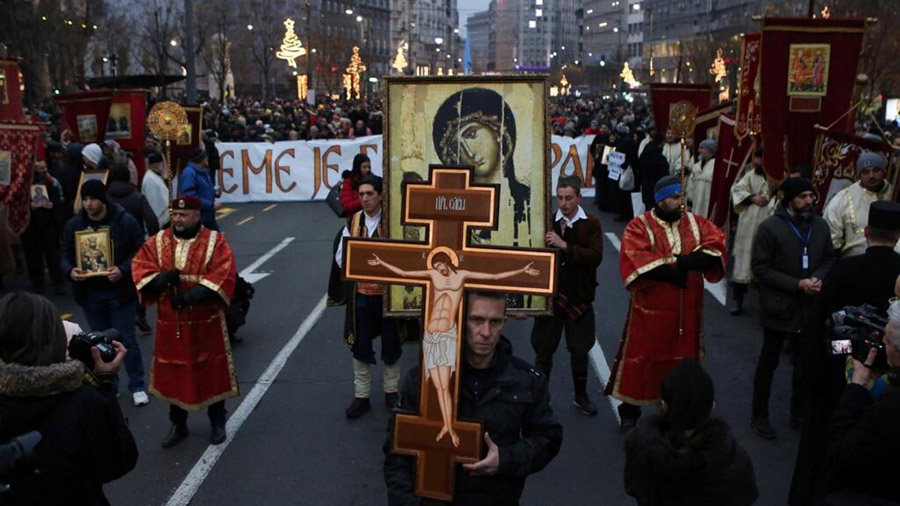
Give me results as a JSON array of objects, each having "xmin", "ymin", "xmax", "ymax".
[{"xmin": 4, "ymin": 91, "xmax": 900, "ymax": 506}]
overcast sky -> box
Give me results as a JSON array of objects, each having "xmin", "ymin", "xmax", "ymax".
[{"xmin": 457, "ymin": 0, "xmax": 489, "ymax": 39}]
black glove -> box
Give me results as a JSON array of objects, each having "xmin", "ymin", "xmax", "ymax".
[
  {"xmin": 642, "ymin": 265, "xmax": 687, "ymax": 289},
  {"xmin": 169, "ymin": 284, "xmax": 217, "ymax": 311},
  {"xmin": 163, "ymin": 269, "xmax": 181, "ymax": 288},
  {"xmin": 169, "ymin": 293, "xmax": 186, "ymax": 311},
  {"xmin": 144, "ymin": 269, "xmax": 181, "ymax": 296},
  {"xmin": 676, "ymin": 251, "xmax": 719, "ymax": 272}
]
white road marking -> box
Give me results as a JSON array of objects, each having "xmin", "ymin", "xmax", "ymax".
[
  {"xmin": 165, "ymin": 295, "xmax": 328, "ymax": 506},
  {"xmin": 605, "ymin": 232, "xmax": 726, "ymax": 306},
  {"xmin": 239, "ymin": 237, "xmax": 295, "ymax": 284},
  {"xmin": 589, "ymin": 338, "xmax": 621, "ymax": 423}
]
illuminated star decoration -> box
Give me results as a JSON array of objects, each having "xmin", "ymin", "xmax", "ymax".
[
  {"xmin": 620, "ymin": 62, "xmax": 640, "ymax": 88},
  {"xmin": 710, "ymin": 49, "xmax": 727, "ymax": 83},
  {"xmin": 392, "ymin": 40, "xmax": 408, "ymax": 74},
  {"xmin": 276, "ymin": 18, "xmax": 306, "ymax": 69},
  {"xmin": 345, "ymin": 46, "xmax": 366, "ymax": 100}
]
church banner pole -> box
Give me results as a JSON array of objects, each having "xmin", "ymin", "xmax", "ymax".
[
  {"xmin": 669, "ymin": 100, "xmax": 699, "ymax": 338},
  {"xmin": 147, "ymin": 102, "xmax": 189, "ymax": 339}
]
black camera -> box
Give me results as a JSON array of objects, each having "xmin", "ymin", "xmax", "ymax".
[
  {"xmin": 67, "ymin": 329, "xmax": 120, "ymax": 369},
  {"xmin": 827, "ymin": 305, "xmax": 889, "ymax": 372}
]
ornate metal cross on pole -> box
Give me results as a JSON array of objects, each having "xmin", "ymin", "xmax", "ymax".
[{"xmin": 342, "ymin": 166, "xmax": 557, "ymax": 501}]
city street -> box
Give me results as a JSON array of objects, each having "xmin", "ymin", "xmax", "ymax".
[{"xmin": 19, "ymin": 200, "xmax": 803, "ymax": 505}]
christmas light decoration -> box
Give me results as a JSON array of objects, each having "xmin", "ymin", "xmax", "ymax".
[
  {"xmin": 620, "ymin": 62, "xmax": 640, "ymax": 88},
  {"xmin": 345, "ymin": 46, "xmax": 366, "ymax": 100},
  {"xmin": 296, "ymin": 75, "xmax": 308, "ymax": 100},
  {"xmin": 343, "ymin": 74, "xmax": 352, "ymax": 100},
  {"xmin": 391, "ymin": 40, "xmax": 408, "ymax": 74},
  {"xmin": 276, "ymin": 18, "xmax": 306, "ymax": 69},
  {"xmin": 710, "ymin": 49, "xmax": 727, "ymax": 83}
]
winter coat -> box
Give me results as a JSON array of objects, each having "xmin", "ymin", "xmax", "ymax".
[
  {"xmin": 638, "ymin": 142, "xmax": 670, "ymax": 211},
  {"xmin": 624, "ymin": 416, "xmax": 758, "ymax": 506},
  {"xmin": 751, "ymin": 203, "xmax": 835, "ymax": 333},
  {"xmin": 0, "ymin": 359, "xmax": 137, "ymax": 506},
  {"xmin": 827, "ymin": 383, "xmax": 900, "ymax": 503},
  {"xmin": 384, "ymin": 337, "xmax": 563, "ymax": 506},
  {"xmin": 61, "ymin": 203, "xmax": 144, "ymax": 305},
  {"xmin": 339, "ymin": 171, "xmax": 363, "ymax": 217},
  {"xmin": 178, "ymin": 162, "xmax": 217, "ymax": 229},
  {"xmin": 107, "ymin": 180, "xmax": 159, "ymax": 237}
]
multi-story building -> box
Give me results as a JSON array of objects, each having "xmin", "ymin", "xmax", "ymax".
[
  {"xmin": 402, "ymin": 0, "xmax": 461, "ymax": 76},
  {"xmin": 467, "ymin": 0, "xmax": 582, "ymax": 74},
  {"xmin": 467, "ymin": 9, "xmax": 492, "ymax": 73}
]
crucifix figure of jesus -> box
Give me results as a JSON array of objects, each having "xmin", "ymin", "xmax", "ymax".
[
  {"xmin": 342, "ymin": 166, "xmax": 556, "ymax": 501},
  {"xmin": 368, "ymin": 248, "xmax": 539, "ymax": 446}
]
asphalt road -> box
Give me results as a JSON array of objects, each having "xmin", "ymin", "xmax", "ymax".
[{"xmin": 12, "ymin": 201, "xmax": 802, "ymax": 505}]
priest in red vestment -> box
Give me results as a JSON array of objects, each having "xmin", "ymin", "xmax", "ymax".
[
  {"xmin": 132, "ymin": 195, "xmax": 238, "ymax": 447},
  {"xmin": 605, "ymin": 175, "xmax": 727, "ymax": 431}
]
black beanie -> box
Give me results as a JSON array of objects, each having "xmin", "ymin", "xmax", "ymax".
[
  {"xmin": 780, "ymin": 177, "xmax": 814, "ymax": 204},
  {"xmin": 80, "ymin": 179, "xmax": 108, "ymax": 206},
  {"xmin": 660, "ymin": 358, "xmax": 715, "ymax": 434}
]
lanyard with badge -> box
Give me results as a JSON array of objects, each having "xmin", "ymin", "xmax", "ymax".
[{"xmin": 788, "ymin": 221, "xmax": 812, "ymax": 270}]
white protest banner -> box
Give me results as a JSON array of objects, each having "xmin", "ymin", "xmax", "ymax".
[
  {"xmin": 217, "ymin": 136, "xmax": 383, "ymax": 203},
  {"xmin": 606, "ymin": 151, "xmax": 625, "ymax": 181},
  {"xmin": 217, "ymin": 134, "xmax": 598, "ymax": 202}
]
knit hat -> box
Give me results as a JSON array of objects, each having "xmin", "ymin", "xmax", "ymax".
[
  {"xmin": 699, "ymin": 139, "xmax": 717, "ymax": 154},
  {"xmin": 81, "ymin": 143, "xmax": 102, "ymax": 166},
  {"xmin": 359, "ymin": 174, "xmax": 383, "ymax": 194},
  {"xmin": 80, "ymin": 179, "xmax": 108, "ymax": 206},
  {"xmin": 780, "ymin": 177, "xmax": 815, "ymax": 204},
  {"xmin": 616, "ymin": 123, "xmax": 630, "ymax": 135},
  {"xmin": 654, "ymin": 175, "xmax": 682, "ymax": 203},
  {"xmin": 189, "ymin": 148, "xmax": 208, "ymax": 164},
  {"xmin": 857, "ymin": 152, "xmax": 886, "ymax": 175}
]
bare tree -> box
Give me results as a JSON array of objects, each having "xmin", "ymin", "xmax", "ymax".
[
  {"xmin": 239, "ymin": 0, "xmax": 281, "ymax": 99},
  {"xmin": 197, "ymin": 0, "xmax": 236, "ymax": 100}
]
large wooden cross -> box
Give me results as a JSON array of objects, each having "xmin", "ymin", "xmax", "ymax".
[{"xmin": 343, "ymin": 166, "xmax": 557, "ymax": 501}]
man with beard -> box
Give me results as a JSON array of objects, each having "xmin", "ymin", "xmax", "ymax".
[
  {"xmin": 662, "ymin": 128, "xmax": 685, "ymax": 177},
  {"xmin": 605, "ymin": 175, "xmax": 727, "ymax": 431},
  {"xmin": 131, "ymin": 195, "xmax": 238, "ymax": 447},
  {"xmin": 750, "ymin": 178, "xmax": 835, "ymax": 439},
  {"xmin": 824, "ymin": 152, "xmax": 895, "ymax": 258},
  {"xmin": 687, "ymin": 139, "xmax": 717, "ymax": 219}
]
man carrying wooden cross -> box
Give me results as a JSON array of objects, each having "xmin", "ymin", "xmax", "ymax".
[{"xmin": 384, "ymin": 290, "xmax": 562, "ymax": 504}]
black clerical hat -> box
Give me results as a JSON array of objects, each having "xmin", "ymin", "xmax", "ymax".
[{"xmin": 868, "ymin": 201, "xmax": 900, "ymax": 231}]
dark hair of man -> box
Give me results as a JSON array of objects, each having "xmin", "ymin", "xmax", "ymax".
[
  {"xmin": 651, "ymin": 131, "xmax": 665, "ymax": 144},
  {"xmin": 0, "ymin": 292, "xmax": 67, "ymax": 366},
  {"xmin": 868, "ymin": 227, "xmax": 900, "ymax": 245},
  {"xmin": 557, "ymin": 175, "xmax": 582, "ymax": 195},
  {"xmin": 466, "ymin": 290, "xmax": 507, "ymax": 313},
  {"xmin": 659, "ymin": 358, "xmax": 714, "ymax": 441},
  {"xmin": 431, "ymin": 252, "xmax": 458, "ymax": 273},
  {"xmin": 350, "ymin": 153, "xmax": 371, "ymax": 185}
]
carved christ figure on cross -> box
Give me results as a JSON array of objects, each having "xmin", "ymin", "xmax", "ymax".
[{"xmin": 368, "ymin": 246, "xmax": 540, "ymax": 447}]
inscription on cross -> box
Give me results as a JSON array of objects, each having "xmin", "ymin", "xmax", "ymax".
[{"xmin": 343, "ymin": 166, "xmax": 557, "ymax": 501}]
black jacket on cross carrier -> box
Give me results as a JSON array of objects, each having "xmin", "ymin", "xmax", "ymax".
[
  {"xmin": 384, "ymin": 337, "xmax": 563, "ymax": 506},
  {"xmin": 624, "ymin": 416, "xmax": 759, "ymax": 506},
  {"xmin": 0, "ymin": 360, "xmax": 137, "ymax": 506},
  {"xmin": 751, "ymin": 203, "xmax": 835, "ymax": 333}
]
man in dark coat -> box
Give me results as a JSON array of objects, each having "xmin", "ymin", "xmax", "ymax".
[
  {"xmin": 826, "ymin": 309, "xmax": 900, "ymax": 504},
  {"xmin": 790, "ymin": 200, "xmax": 900, "ymax": 506},
  {"xmin": 612, "ymin": 123, "xmax": 639, "ymax": 221},
  {"xmin": 638, "ymin": 132, "xmax": 670, "ymax": 212},
  {"xmin": 531, "ymin": 176, "xmax": 603, "ymax": 416},
  {"xmin": 106, "ymin": 165, "xmax": 159, "ymax": 238},
  {"xmin": 385, "ymin": 291, "xmax": 563, "ymax": 505},
  {"xmin": 22, "ymin": 161, "xmax": 65, "ymax": 294},
  {"xmin": 750, "ymin": 177, "xmax": 835, "ymax": 439}
]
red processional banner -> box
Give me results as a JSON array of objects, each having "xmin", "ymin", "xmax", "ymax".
[
  {"xmin": 169, "ymin": 105, "xmax": 203, "ymax": 181},
  {"xmin": 0, "ymin": 122, "xmax": 42, "ymax": 234},
  {"xmin": 707, "ymin": 114, "xmax": 756, "ymax": 228},
  {"xmin": 648, "ymin": 83, "xmax": 712, "ymax": 133},
  {"xmin": 693, "ymin": 101, "xmax": 733, "ymax": 149},
  {"xmin": 108, "ymin": 89, "xmax": 149, "ymax": 180},
  {"xmin": 0, "ymin": 58, "xmax": 25, "ymax": 122},
  {"xmin": 759, "ymin": 17, "xmax": 867, "ymax": 180},
  {"xmin": 734, "ymin": 34, "xmax": 762, "ymax": 144},
  {"xmin": 56, "ymin": 90, "xmax": 114, "ymax": 144},
  {"xmin": 812, "ymin": 130, "xmax": 895, "ymax": 212}
]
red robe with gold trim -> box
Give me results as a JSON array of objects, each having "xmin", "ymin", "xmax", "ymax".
[
  {"xmin": 605, "ymin": 210, "xmax": 726, "ymax": 405},
  {"xmin": 132, "ymin": 227, "xmax": 238, "ymax": 410}
]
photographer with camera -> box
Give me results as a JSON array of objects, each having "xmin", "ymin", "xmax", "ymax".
[
  {"xmin": 826, "ymin": 300, "xmax": 900, "ymax": 504},
  {"xmin": 0, "ymin": 292, "xmax": 137, "ymax": 506}
]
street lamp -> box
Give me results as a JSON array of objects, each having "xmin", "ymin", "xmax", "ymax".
[
  {"xmin": 435, "ymin": 37, "xmax": 443, "ymax": 45},
  {"xmin": 247, "ymin": 24, "xmax": 253, "ymax": 30},
  {"xmin": 170, "ymin": 39, "xmax": 177, "ymax": 46}
]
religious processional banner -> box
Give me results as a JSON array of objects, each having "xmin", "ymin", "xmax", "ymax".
[
  {"xmin": 107, "ymin": 89, "xmax": 149, "ymax": 180},
  {"xmin": 759, "ymin": 17, "xmax": 866, "ymax": 180},
  {"xmin": 693, "ymin": 101, "xmax": 733, "ymax": 149},
  {"xmin": 812, "ymin": 130, "xmax": 896, "ymax": 212},
  {"xmin": 0, "ymin": 58, "xmax": 25, "ymax": 122},
  {"xmin": 216, "ymin": 135, "xmax": 597, "ymax": 204},
  {"xmin": 56, "ymin": 90, "xmax": 114, "ymax": 144},
  {"xmin": 0, "ymin": 121, "xmax": 42, "ymax": 234},
  {"xmin": 170, "ymin": 105, "xmax": 203, "ymax": 179},
  {"xmin": 734, "ymin": 34, "xmax": 762, "ymax": 144},
  {"xmin": 648, "ymin": 83, "xmax": 712, "ymax": 134},
  {"xmin": 707, "ymin": 114, "xmax": 755, "ymax": 228}
]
